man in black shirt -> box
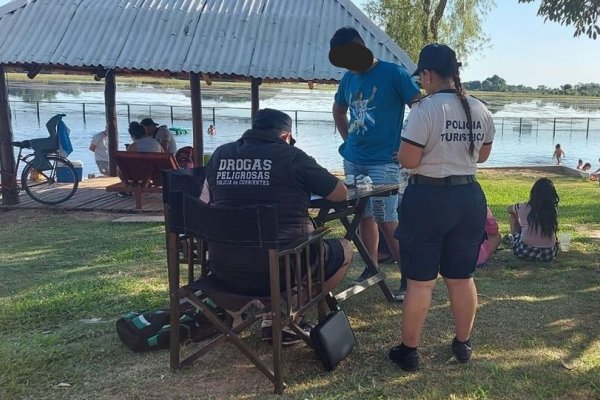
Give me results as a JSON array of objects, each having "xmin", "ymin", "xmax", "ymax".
[{"xmin": 203, "ymin": 108, "xmax": 353, "ymax": 344}]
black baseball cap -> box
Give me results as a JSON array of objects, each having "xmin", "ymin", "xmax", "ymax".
[
  {"xmin": 140, "ymin": 118, "xmax": 159, "ymax": 127},
  {"xmin": 329, "ymin": 27, "xmax": 374, "ymax": 72},
  {"xmin": 252, "ymin": 108, "xmax": 293, "ymax": 132},
  {"xmin": 412, "ymin": 43, "xmax": 460, "ymax": 77}
]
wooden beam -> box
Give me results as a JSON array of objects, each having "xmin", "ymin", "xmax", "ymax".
[
  {"xmin": 104, "ymin": 70, "xmax": 118, "ymax": 176},
  {"xmin": 251, "ymin": 78, "xmax": 262, "ymax": 122},
  {"xmin": 0, "ymin": 65, "xmax": 19, "ymax": 205},
  {"xmin": 190, "ymin": 72, "xmax": 204, "ymax": 166}
]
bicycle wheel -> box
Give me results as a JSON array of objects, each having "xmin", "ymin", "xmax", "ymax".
[{"xmin": 21, "ymin": 156, "xmax": 79, "ymax": 205}]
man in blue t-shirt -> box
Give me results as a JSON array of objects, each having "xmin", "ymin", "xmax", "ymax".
[{"xmin": 330, "ymin": 27, "xmax": 420, "ymax": 297}]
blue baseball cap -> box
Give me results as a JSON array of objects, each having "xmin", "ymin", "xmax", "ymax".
[{"xmin": 412, "ymin": 43, "xmax": 460, "ymax": 77}]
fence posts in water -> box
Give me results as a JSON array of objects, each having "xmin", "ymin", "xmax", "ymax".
[
  {"xmin": 82, "ymin": 103, "xmax": 86, "ymax": 125},
  {"xmin": 587, "ymin": 118, "xmax": 590, "ymax": 139},
  {"xmin": 127, "ymin": 104, "xmax": 131, "ymax": 122},
  {"xmin": 36, "ymin": 101, "xmax": 40, "ymax": 125},
  {"xmin": 519, "ymin": 118, "xmax": 522, "ymax": 137},
  {"xmin": 295, "ymin": 110, "xmax": 298, "ymax": 135},
  {"xmin": 149, "ymin": 105, "xmax": 152, "ymax": 117},
  {"xmin": 170, "ymin": 106, "xmax": 174, "ymax": 125},
  {"xmin": 552, "ymin": 118, "xmax": 556, "ymax": 140}
]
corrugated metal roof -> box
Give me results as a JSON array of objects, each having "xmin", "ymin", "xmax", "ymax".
[{"xmin": 0, "ymin": 0, "xmax": 416, "ymax": 81}]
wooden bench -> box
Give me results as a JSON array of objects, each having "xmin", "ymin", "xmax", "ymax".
[{"xmin": 106, "ymin": 151, "xmax": 179, "ymax": 209}]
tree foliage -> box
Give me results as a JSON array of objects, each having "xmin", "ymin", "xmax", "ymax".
[
  {"xmin": 518, "ymin": 0, "xmax": 600, "ymax": 39},
  {"xmin": 463, "ymin": 77, "xmax": 600, "ymax": 97},
  {"xmin": 365, "ymin": 0, "xmax": 495, "ymax": 62}
]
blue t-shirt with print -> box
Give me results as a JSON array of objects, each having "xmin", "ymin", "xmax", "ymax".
[{"xmin": 334, "ymin": 60, "xmax": 420, "ymax": 165}]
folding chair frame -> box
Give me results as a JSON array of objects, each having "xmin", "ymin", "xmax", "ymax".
[{"xmin": 163, "ymin": 190, "xmax": 334, "ymax": 394}]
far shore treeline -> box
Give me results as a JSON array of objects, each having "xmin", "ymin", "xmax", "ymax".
[
  {"xmin": 6, "ymin": 71, "xmax": 600, "ymax": 99},
  {"xmin": 464, "ymin": 75, "xmax": 600, "ymax": 97}
]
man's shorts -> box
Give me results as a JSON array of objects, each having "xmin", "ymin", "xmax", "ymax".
[
  {"xmin": 209, "ymin": 238, "xmax": 347, "ymax": 296},
  {"xmin": 311, "ymin": 239, "xmax": 347, "ymax": 279},
  {"xmin": 395, "ymin": 182, "xmax": 487, "ymax": 281},
  {"xmin": 343, "ymin": 160, "xmax": 399, "ymax": 223},
  {"xmin": 512, "ymin": 232, "xmax": 559, "ymax": 261}
]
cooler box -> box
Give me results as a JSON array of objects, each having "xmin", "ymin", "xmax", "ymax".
[{"xmin": 56, "ymin": 160, "xmax": 83, "ymax": 183}]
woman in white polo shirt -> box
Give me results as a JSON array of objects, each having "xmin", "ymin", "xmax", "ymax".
[{"xmin": 389, "ymin": 44, "xmax": 495, "ymax": 371}]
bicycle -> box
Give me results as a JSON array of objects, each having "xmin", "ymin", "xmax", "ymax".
[{"xmin": 0, "ymin": 140, "xmax": 79, "ymax": 205}]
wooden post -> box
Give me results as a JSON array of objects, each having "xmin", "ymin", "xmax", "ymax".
[
  {"xmin": 0, "ymin": 65, "xmax": 19, "ymax": 205},
  {"xmin": 190, "ymin": 72, "xmax": 204, "ymax": 166},
  {"xmin": 104, "ymin": 70, "xmax": 119, "ymax": 177},
  {"xmin": 36, "ymin": 101, "xmax": 40, "ymax": 125},
  {"xmin": 251, "ymin": 78, "xmax": 262, "ymax": 122},
  {"xmin": 586, "ymin": 118, "xmax": 590, "ymax": 139},
  {"xmin": 553, "ymin": 118, "xmax": 556, "ymax": 140},
  {"xmin": 519, "ymin": 117, "xmax": 522, "ymax": 137},
  {"xmin": 82, "ymin": 103, "xmax": 86, "ymax": 125},
  {"xmin": 170, "ymin": 106, "xmax": 174, "ymax": 125}
]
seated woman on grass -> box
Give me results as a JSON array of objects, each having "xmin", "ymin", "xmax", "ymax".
[{"xmin": 507, "ymin": 178, "xmax": 560, "ymax": 262}]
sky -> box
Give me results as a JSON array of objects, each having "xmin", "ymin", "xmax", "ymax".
[
  {"xmin": 353, "ymin": 0, "xmax": 600, "ymax": 88},
  {"xmin": 0, "ymin": 0, "xmax": 597, "ymax": 88}
]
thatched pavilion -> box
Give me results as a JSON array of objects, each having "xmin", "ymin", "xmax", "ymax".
[{"xmin": 0, "ymin": 0, "xmax": 415, "ymax": 205}]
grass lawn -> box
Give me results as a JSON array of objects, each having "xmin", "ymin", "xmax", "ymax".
[{"xmin": 0, "ymin": 170, "xmax": 599, "ymax": 399}]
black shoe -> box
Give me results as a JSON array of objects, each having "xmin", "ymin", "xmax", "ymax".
[
  {"xmin": 394, "ymin": 278, "xmax": 408, "ymax": 301},
  {"xmin": 451, "ymin": 337, "xmax": 472, "ymax": 363},
  {"xmin": 260, "ymin": 320, "xmax": 311, "ymax": 346},
  {"xmin": 378, "ymin": 254, "xmax": 395, "ymax": 264},
  {"xmin": 353, "ymin": 268, "xmax": 373, "ymax": 284},
  {"xmin": 389, "ymin": 344, "xmax": 419, "ymax": 371}
]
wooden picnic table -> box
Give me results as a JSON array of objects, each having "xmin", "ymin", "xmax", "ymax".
[{"xmin": 310, "ymin": 183, "xmax": 399, "ymax": 302}]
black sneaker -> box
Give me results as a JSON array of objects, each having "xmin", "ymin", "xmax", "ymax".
[
  {"xmin": 353, "ymin": 268, "xmax": 374, "ymax": 284},
  {"xmin": 451, "ymin": 337, "xmax": 472, "ymax": 363},
  {"xmin": 389, "ymin": 345, "xmax": 419, "ymax": 371}
]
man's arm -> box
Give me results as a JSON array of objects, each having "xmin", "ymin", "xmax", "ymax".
[
  {"xmin": 332, "ymin": 103, "xmax": 349, "ymax": 141},
  {"xmin": 159, "ymin": 139, "xmax": 169, "ymax": 152},
  {"xmin": 324, "ymin": 181, "xmax": 348, "ymax": 202},
  {"xmin": 89, "ymin": 143, "xmax": 96, "ymax": 152},
  {"xmin": 407, "ymin": 93, "xmax": 421, "ymax": 108}
]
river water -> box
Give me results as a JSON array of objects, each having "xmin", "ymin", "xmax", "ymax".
[{"xmin": 6, "ymin": 81, "xmax": 600, "ymax": 176}]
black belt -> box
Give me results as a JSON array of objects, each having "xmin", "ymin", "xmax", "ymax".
[{"xmin": 409, "ymin": 174, "xmax": 476, "ymax": 186}]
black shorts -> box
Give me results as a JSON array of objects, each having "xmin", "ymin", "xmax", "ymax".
[
  {"xmin": 209, "ymin": 239, "xmax": 346, "ymax": 296},
  {"xmin": 395, "ymin": 182, "xmax": 486, "ymax": 281},
  {"xmin": 313, "ymin": 239, "xmax": 347, "ymax": 279}
]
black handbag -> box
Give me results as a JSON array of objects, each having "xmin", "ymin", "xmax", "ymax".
[{"xmin": 310, "ymin": 309, "xmax": 356, "ymax": 371}]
